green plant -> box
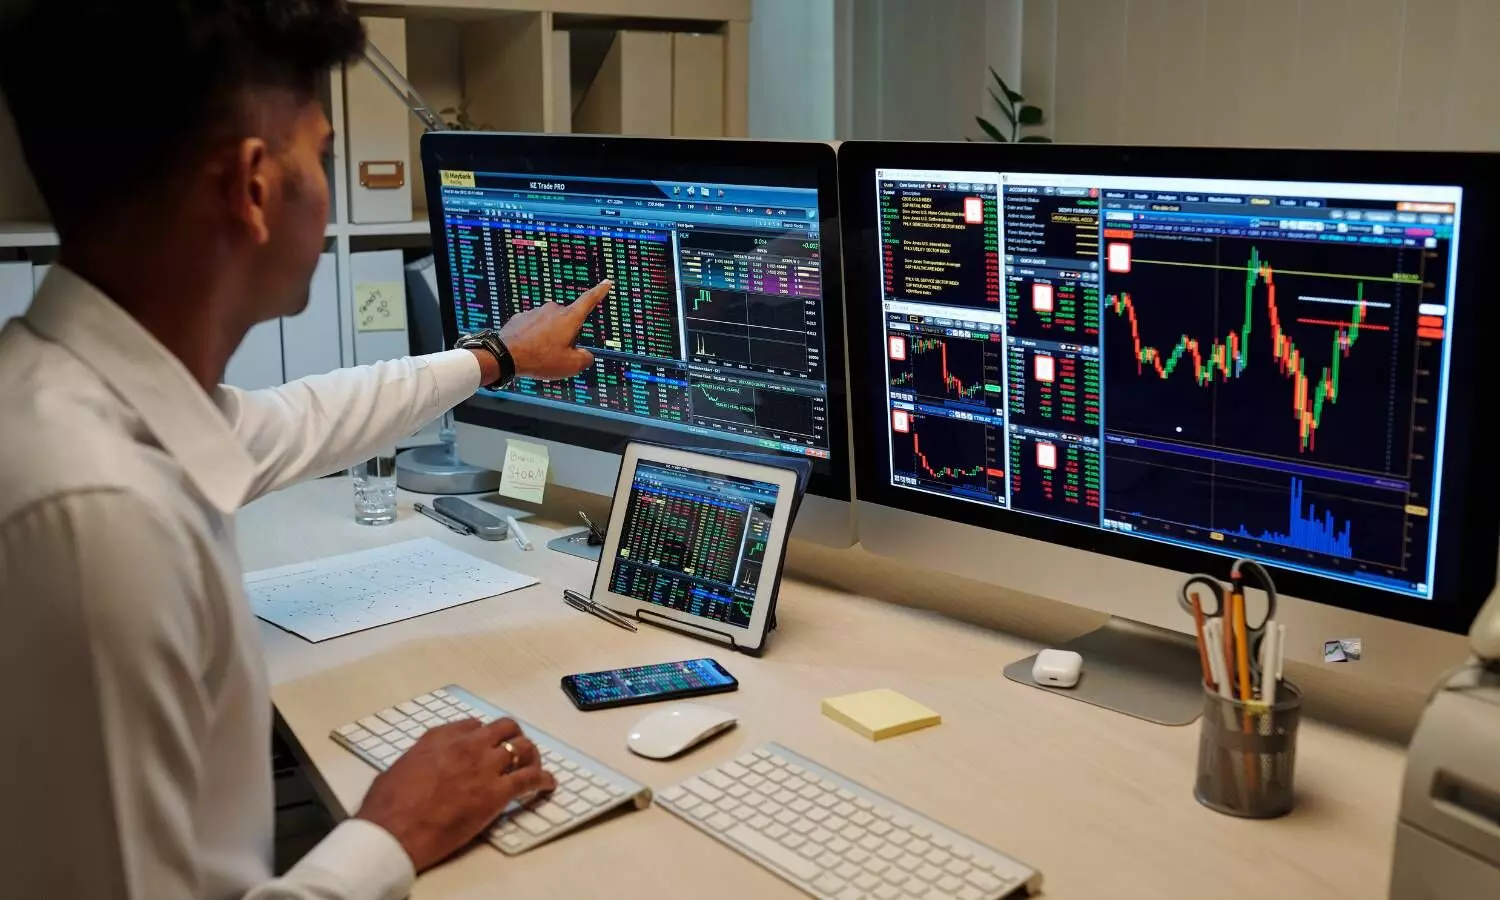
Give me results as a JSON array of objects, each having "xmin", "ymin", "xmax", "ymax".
[
  {"xmin": 975, "ymin": 68, "xmax": 1051, "ymax": 143},
  {"xmin": 439, "ymin": 97, "xmax": 493, "ymax": 132}
]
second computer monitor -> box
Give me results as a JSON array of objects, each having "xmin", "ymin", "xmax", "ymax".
[
  {"xmin": 839, "ymin": 141, "xmax": 1499, "ymax": 635},
  {"xmin": 422, "ymin": 134, "xmax": 853, "ymax": 545}
]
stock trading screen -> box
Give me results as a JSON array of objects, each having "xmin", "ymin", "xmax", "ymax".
[
  {"xmin": 439, "ymin": 169, "xmax": 832, "ymax": 461},
  {"xmin": 874, "ymin": 168, "xmax": 1462, "ymax": 598},
  {"xmin": 608, "ymin": 462, "xmax": 779, "ymax": 628}
]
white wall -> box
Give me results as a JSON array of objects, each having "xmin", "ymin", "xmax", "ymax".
[
  {"xmin": 1025, "ymin": 0, "xmax": 1500, "ymax": 149},
  {"xmin": 750, "ymin": 0, "xmax": 837, "ymax": 139}
]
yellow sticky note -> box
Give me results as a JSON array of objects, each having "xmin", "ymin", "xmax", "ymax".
[
  {"xmin": 822, "ymin": 689, "xmax": 941, "ymax": 741},
  {"xmin": 498, "ymin": 439, "xmax": 549, "ymax": 505},
  {"xmin": 354, "ymin": 282, "xmax": 406, "ymax": 332}
]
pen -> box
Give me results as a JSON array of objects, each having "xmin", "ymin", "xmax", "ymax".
[
  {"xmin": 414, "ymin": 502, "xmax": 474, "ymax": 537},
  {"xmin": 1189, "ymin": 591, "xmax": 1214, "ymax": 689},
  {"xmin": 505, "ymin": 516, "xmax": 532, "ymax": 551},
  {"xmin": 563, "ymin": 589, "xmax": 637, "ymax": 632}
]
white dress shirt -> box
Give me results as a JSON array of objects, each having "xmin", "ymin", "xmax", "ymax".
[{"xmin": 0, "ymin": 268, "xmax": 483, "ymax": 899}]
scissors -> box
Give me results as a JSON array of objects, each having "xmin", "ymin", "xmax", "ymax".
[{"xmin": 1179, "ymin": 559, "xmax": 1278, "ymax": 696}]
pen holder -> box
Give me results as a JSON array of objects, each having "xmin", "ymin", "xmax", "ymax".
[{"xmin": 1194, "ymin": 682, "xmax": 1302, "ymax": 819}]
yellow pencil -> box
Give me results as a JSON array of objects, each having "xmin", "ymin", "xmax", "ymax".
[{"xmin": 1233, "ymin": 592, "xmax": 1252, "ymax": 704}]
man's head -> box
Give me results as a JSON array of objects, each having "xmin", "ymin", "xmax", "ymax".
[{"xmin": 0, "ymin": 1, "xmax": 365, "ymax": 322}]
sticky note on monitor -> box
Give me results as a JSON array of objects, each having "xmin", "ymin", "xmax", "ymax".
[
  {"xmin": 822, "ymin": 689, "xmax": 941, "ymax": 741},
  {"xmin": 498, "ymin": 439, "xmax": 549, "ymax": 505}
]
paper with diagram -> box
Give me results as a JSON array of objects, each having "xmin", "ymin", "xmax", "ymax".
[{"xmin": 246, "ymin": 537, "xmax": 538, "ymax": 642}]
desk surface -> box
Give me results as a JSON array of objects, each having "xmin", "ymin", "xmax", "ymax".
[{"xmin": 242, "ymin": 479, "xmax": 1403, "ymax": 899}]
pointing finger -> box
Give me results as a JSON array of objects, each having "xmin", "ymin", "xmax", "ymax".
[{"xmin": 564, "ymin": 280, "xmax": 612, "ymax": 323}]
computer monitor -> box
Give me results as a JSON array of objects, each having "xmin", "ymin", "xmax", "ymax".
[
  {"xmin": 838, "ymin": 141, "xmax": 1500, "ymax": 716},
  {"xmin": 422, "ymin": 134, "xmax": 853, "ymax": 546}
]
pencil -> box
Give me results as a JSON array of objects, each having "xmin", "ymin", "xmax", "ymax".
[{"xmin": 1190, "ymin": 591, "xmax": 1214, "ymax": 689}]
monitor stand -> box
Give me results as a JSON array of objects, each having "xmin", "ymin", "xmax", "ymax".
[
  {"xmin": 548, "ymin": 530, "xmax": 602, "ymax": 561},
  {"xmin": 1003, "ymin": 616, "xmax": 1205, "ymax": 726}
]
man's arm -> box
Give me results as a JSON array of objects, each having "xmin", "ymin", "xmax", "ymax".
[
  {"xmin": 0, "ymin": 491, "xmax": 412, "ymax": 899},
  {"xmin": 226, "ymin": 280, "xmax": 611, "ymax": 504}
]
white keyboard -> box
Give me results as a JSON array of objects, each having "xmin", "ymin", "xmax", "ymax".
[
  {"xmin": 657, "ymin": 743, "xmax": 1041, "ymax": 900},
  {"xmin": 331, "ymin": 685, "xmax": 651, "ymax": 854}
]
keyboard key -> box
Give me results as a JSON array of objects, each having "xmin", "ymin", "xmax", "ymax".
[
  {"xmin": 396, "ymin": 701, "xmax": 422, "ymax": 715},
  {"xmin": 499, "ymin": 833, "xmax": 525, "ymax": 851},
  {"xmin": 897, "ymin": 853, "xmax": 922, "ymax": 872},
  {"xmin": 835, "ymin": 888, "xmax": 863, "ymax": 900},
  {"xmin": 859, "ymin": 835, "xmax": 884, "ymax": 853},
  {"xmin": 707, "ymin": 813, "xmax": 735, "ymax": 832},
  {"xmin": 846, "ymin": 847, "xmax": 871, "ymax": 865},
  {"xmin": 851, "ymin": 811, "xmax": 874, "ymax": 827},
  {"xmin": 714, "ymin": 796, "xmax": 738, "ymax": 812},
  {"xmin": 393, "ymin": 736, "xmax": 415, "ymax": 751},
  {"xmin": 432, "ymin": 688, "xmax": 449, "ymax": 698},
  {"xmin": 514, "ymin": 812, "xmax": 550, "ymax": 836},
  {"xmin": 824, "ymin": 815, "xmax": 847, "ymax": 832},
  {"xmin": 874, "ymin": 885, "xmax": 900, "ymax": 900},
  {"xmin": 774, "ymin": 789, "xmax": 797, "ymax": 805},
  {"xmin": 704, "ymin": 771, "xmax": 733, "ymax": 790},
  {"xmin": 863, "ymin": 857, "xmax": 890, "ymax": 876},
  {"xmin": 791, "ymin": 820, "xmax": 816, "ymax": 835},
  {"xmin": 826, "ymin": 838, "xmax": 851, "ymax": 855},
  {"xmin": 780, "ymin": 833, "xmax": 806, "ymax": 850},
  {"xmin": 917, "ymin": 864, "xmax": 943, "ymax": 882},
  {"xmin": 807, "ymin": 807, "xmax": 830, "ymax": 823},
  {"xmin": 869, "ymin": 820, "xmax": 893, "ymax": 836},
  {"xmin": 727, "ymin": 824, "xmax": 820, "ymax": 881},
  {"xmin": 721, "ymin": 762, "xmax": 749, "ymax": 779},
  {"xmin": 577, "ymin": 786, "xmax": 609, "ymax": 806},
  {"xmin": 887, "ymin": 830, "xmax": 910, "ymax": 847},
  {"xmin": 356, "ymin": 736, "xmax": 383, "ymax": 751},
  {"xmin": 835, "ymin": 861, "xmax": 861, "ymax": 880},
  {"xmin": 883, "ymin": 868, "xmax": 909, "ymax": 887},
  {"xmin": 834, "ymin": 801, "xmax": 856, "ymax": 817},
  {"xmin": 660, "ymin": 786, "xmax": 686, "ymax": 803},
  {"xmin": 790, "ymin": 798, "xmax": 814, "ymax": 814},
  {"xmin": 765, "ymin": 769, "xmax": 789, "ymax": 784},
  {"xmin": 937, "ymin": 874, "xmax": 964, "ymax": 894},
  {"xmin": 730, "ymin": 806, "xmax": 755, "ymax": 822},
  {"xmin": 566, "ymin": 799, "xmax": 592, "ymax": 816},
  {"xmin": 536, "ymin": 803, "xmax": 571, "ymax": 826},
  {"xmin": 945, "ymin": 859, "xmax": 972, "ymax": 878},
  {"xmin": 907, "ymin": 838, "xmax": 932, "ymax": 856},
  {"xmin": 957, "ymin": 888, "xmax": 985, "ymax": 900},
  {"xmin": 840, "ymin": 824, "xmax": 864, "ymax": 843},
  {"xmin": 798, "ymin": 843, "xmax": 822, "ymax": 860},
  {"xmin": 816, "ymin": 852, "xmax": 841, "ymax": 870},
  {"xmin": 809, "ymin": 827, "xmax": 833, "ymax": 844},
  {"xmin": 811, "ymin": 873, "xmax": 846, "ymax": 895},
  {"xmin": 682, "ymin": 778, "xmax": 723, "ymax": 804},
  {"xmin": 414, "ymin": 710, "xmax": 437, "ymax": 724},
  {"xmin": 748, "ymin": 814, "xmax": 772, "ymax": 830},
  {"xmin": 854, "ymin": 872, "xmax": 881, "ymax": 891},
  {"xmin": 751, "ymin": 761, "xmax": 775, "ymax": 775},
  {"xmin": 742, "ymin": 774, "xmax": 766, "ymax": 789},
  {"xmin": 966, "ymin": 870, "xmax": 1003, "ymax": 892},
  {"xmin": 369, "ymin": 745, "xmax": 397, "ymax": 761},
  {"xmin": 357, "ymin": 716, "xmax": 391, "ymax": 735},
  {"xmin": 876, "ymin": 844, "xmax": 902, "ymax": 861},
  {"xmin": 690, "ymin": 804, "xmax": 714, "ymax": 821},
  {"xmin": 376, "ymin": 709, "xmax": 406, "ymax": 726},
  {"xmin": 774, "ymin": 810, "xmax": 798, "ymax": 826},
  {"xmin": 726, "ymin": 784, "xmax": 749, "ymax": 799},
  {"xmin": 735, "ymin": 753, "xmax": 760, "ymax": 768}
]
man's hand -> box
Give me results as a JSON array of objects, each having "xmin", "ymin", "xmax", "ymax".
[
  {"xmin": 355, "ymin": 718, "xmax": 556, "ymax": 872},
  {"xmin": 499, "ymin": 279, "xmax": 612, "ymax": 380}
]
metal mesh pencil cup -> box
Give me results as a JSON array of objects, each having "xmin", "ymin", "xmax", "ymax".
[{"xmin": 1194, "ymin": 682, "xmax": 1302, "ymax": 818}]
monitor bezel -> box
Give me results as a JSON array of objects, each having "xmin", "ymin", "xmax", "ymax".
[
  {"xmin": 422, "ymin": 132, "xmax": 851, "ymax": 503},
  {"xmin": 838, "ymin": 140, "xmax": 1499, "ymax": 635}
]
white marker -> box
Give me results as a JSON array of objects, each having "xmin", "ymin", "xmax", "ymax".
[{"xmin": 505, "ymin": 516, "xmax": 533, "ymax": 551}]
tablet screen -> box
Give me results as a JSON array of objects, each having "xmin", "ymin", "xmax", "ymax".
[{"xmin": 608, "ymin": 461, "xmax": 781, "ymax": 629}]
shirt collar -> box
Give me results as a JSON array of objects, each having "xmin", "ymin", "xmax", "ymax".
[{"xmin": 25, "ymin": 266, "xmax": 256, "ymax": 513}]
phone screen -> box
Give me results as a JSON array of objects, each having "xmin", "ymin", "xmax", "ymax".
[{"xmin": 563, "ymin": 658, "xmax": 736, "ymax": 709}]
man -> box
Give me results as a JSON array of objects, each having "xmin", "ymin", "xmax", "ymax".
[{"xmin": 0, "ymin": 2, "xmax": 610, "ymax": 897}]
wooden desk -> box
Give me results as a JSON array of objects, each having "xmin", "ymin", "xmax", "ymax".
[{"xmin": 242, "ymin": 479, "xmax": 1403, "ymax": 899}]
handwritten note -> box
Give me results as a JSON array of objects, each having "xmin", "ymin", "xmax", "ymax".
[
  {"xmin": 498, "ymin": 439, "xmax": 549, "ymax": 505},
  {"xmin": 355, "ymin": 281, "xmax": 406, "ymax": 332}
]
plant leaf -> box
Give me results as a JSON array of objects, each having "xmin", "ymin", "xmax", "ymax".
[
  {"xmin": 1019, "ymin": 135, "xmax": 1053, "ymax": 143},
  {"xmin": 990, "ymin": 67, "xmax": 1025, "ymax": 104},
  {"xmin": 988, "ymin": 90, "xmax": 1018, "ymax": 128},
  {"xmin": 975, "ymin": 116, "xmax": 1009, "ymax": 142},
  {"xmin": 1018, "ymin": 105, "xmax": 1044, "ymax": 126}
]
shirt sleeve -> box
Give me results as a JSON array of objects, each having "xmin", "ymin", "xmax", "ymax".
[
  {"xmin": 0, "ymin": 492, "xmax": 416, "ymax": 900},
  {"xmin": 221, "ymin": 351, "xmax": 482, "ymax": 503}
]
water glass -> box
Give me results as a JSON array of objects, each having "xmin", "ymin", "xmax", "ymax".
[{"xmin": 351, "ymin": 449, "xmax": 398, "ymax": 526}]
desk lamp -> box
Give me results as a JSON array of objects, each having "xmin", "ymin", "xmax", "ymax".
[{"xmin": 359, "ymin": 41, "xmax": 499, "ymax": 494}]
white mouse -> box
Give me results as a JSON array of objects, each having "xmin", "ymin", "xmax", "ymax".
[
  {"xmin": 1032, "ymin": 649, "xmax": 1084, "ymax": 688},
  {"xmin": 626, "ymin": 703, "xmax": 738, "ymax": 759}
]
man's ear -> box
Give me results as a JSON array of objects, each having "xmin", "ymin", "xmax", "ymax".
[{"xmin": 232, "ymin": 137, "xmax": 273, "ymax": 246}]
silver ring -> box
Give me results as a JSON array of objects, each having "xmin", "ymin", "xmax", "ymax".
[{"xmin": 501, "ymin": 740, "xmax": 517, "ymax": 771}]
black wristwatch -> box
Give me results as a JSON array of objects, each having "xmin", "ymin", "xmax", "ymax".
[{"xmin": 454, "ymin": 329, "xmax": 516, "ymax": 390}]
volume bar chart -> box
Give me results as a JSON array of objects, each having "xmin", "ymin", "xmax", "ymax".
[{"xmin": 1230, "ymin": 477, "xmax": 1353, "ymax": 558}]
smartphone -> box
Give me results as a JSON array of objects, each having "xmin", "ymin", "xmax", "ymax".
[{"xmin": 560, "ymin": 658, "xmax": 738, "ymax": 711}]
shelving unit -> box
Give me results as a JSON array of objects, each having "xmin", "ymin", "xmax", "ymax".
[{"xmin": 0, "ymin": 0, "xmax": 750, "ymax": 387}]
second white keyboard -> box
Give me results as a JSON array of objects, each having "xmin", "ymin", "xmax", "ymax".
[
  {"xmin": 657, "ymin": 743, "xmax": 1041, "ymax": 899},
  {"xmin": 331, "ymin": 685, "xmax": 651, "ymax": 855}
]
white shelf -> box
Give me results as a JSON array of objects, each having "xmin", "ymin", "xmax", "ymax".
[
  {"xmin": 331, "ymin": 219, "xmax": 434, "ymax": 238},
  {"xmin": 0, "ymin": 221, "xmax": 58, "ymax": 248}
]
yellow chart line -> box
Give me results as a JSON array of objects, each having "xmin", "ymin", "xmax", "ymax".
[{"xmin": 1132, "ymin": 258, "xmax": 1413, "ymax": 284}]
